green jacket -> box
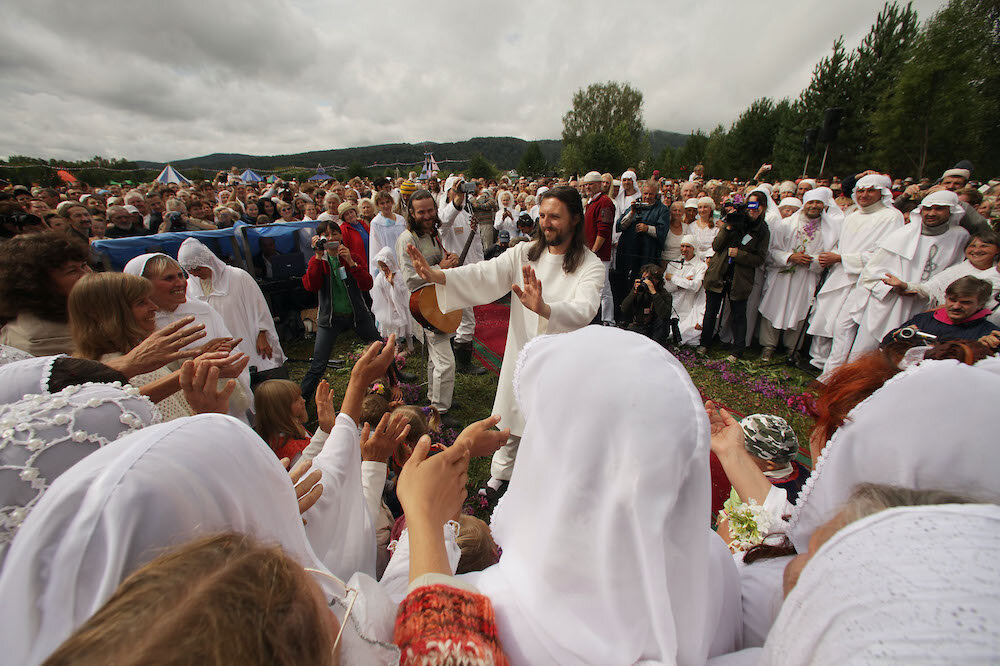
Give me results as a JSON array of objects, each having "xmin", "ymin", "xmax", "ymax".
[{"xmin": 703, "ymin": 220, "xmax": 770, "ymax": 300}]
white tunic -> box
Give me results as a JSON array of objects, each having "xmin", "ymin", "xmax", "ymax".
[
  {"xmin": 847, "ymin": 223, "xmax": 970, "ymax": 344},
  {"xmin": 367, "ymin": 212, "xmax": 407, "ymax": 278},
  {"xmin": 910, "ymin": 259, "xmax": 1000, "ymax": 309},
  {"xmin": 663, "ymin": 257, "xmax": 708, "ymax": 345},
  {"xmin": 436, "ymin": 242, "xmax": 604, "ymax": 436},
  {"xmin": 494, "ymin": 207, "xmax": 519, "ymax": 238},
  {"xmin": 807, "ymin": 202, "xmax": 903, "ymax": 338},
  {"xmin": 758, "ymin": 211, "xmax": 838, "ymax": 330},
  {"xmin": 438, "ymin": 199, "xmax": 485, "ymax": 264},
  {"xmin": 689, "ymin": 220, "xmax": 719, "ymax": 259}
]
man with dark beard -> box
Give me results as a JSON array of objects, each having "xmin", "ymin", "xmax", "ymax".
[{"xmin": 405, "ymin": 186, "xmax": 604, "ymax": 502}]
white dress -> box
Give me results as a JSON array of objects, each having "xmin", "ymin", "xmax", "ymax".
[
  {"xmin": 369, "ymin": 246, "xmax": 416, "ymax": 341},
  {"xmin": 690, "ymin": 220, "xmax": 719, "ymax": 259},
  {"xmin": 436, "ymin": 241, "xmax": 605, "ymax": 436},
  {"xmin": 367, "ymin": 212, "xmax": 407, "ymax": 278},
  {"xmin": 664, "ymin": 257, "xmax": 708, "ymax": 345}
]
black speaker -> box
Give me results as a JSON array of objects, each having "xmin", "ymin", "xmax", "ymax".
[
  {"xmin": 802, "ymin": 128, "xmax": 819, "ymax": 153},
  {"xmin": 819, "ymin": 107, "xmax": 844, "ymax": 143}
]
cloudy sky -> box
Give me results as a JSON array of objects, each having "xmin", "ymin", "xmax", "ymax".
[{"xmin": 1, "ymin": 0, "xmax": 947, "ymax": 163}]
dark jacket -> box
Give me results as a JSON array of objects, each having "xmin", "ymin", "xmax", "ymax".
[
  {"xmin": 882, "ymin": 307, "xmax": 999, "ymax": 346},
  {"xmin": 615, "ymin": 200, "xmax": 668, "ymax": 280},
  {"xmin": 303, "ymin": 253, "xmax": 374, "ymax": 329},
  {"xmin": 621, "ymin": 286, "xmax": 672, "ymax": 327},
  {"xmin": 703, "ymin": 216, "xmax": 769, "ymax": 300}
]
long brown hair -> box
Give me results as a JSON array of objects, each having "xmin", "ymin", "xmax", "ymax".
[
  {"xmin": 527, "ymin": 185, "xmax": 587, "ymax": 273},
  {"xmin": 69, "ymin": 272, "xmax": 154, "ymax": 359},
  {"xmin": 44, "ymin": 532, "xmax": 333, "ymax": 666},
  {"xmin": 254, "ymin": 379, "xmax": 310, "ymax": 450}
]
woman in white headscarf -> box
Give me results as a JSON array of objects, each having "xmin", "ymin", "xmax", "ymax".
[
  {"xmin": 176, "ymin": 238, "xmax": 286, "ymax": 375},
  {"xmin": 370, "ymin": 246, "xmax": 416, "ymax": 345},
  {"xmin": 494, "ymin": 190, "xmax": 519, "ymax": 239},
  {"xmin": 123, "ymin": 253, "xmax": 252, "ymax": 422},
  {"xmin": 458, "ymin": 326, "xmax": 742, "ymax": 664},
  {"xmin": 0, "ymin": 382, "xmax": 160, "ymax": 568},
  {"xmin": 0, "ymin": 413, "xmax": 400, "ymax": 665},
  {"xmin": 721, "ymin": 356, "xmax": 1000, "ymax": 647}
]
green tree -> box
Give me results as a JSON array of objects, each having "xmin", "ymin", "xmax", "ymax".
[
  {"xmin": 346, "ymin": 161, "xmax": 369, "ymax": 179},
  {"xmin": 561, "ymin": 81, "xmax": 646, "ymax": 174},
  {"xmin": 517, "ymin": 142, "xmax": 548, "ymax": 176},
  {"xmin": 675, "ymin": 130, "xmax": 709, "ymax": 174},
  {"xmin": 872, "ymin": 0, "xmax": 1000, "ymax": 177},
  {"xmin": 465, "ymin": 153, "xmax": 497, "ymax": 180}
]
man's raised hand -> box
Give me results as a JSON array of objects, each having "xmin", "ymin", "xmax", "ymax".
[
  {"xmin": 512, "ymin": 265, "xmax": 550, "ymax": 318},
  {"xmin": 406, "ymin": 243, "xmax": 446, "ymax": 284}
]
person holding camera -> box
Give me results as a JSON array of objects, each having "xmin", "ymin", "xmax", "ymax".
[
  {"xmin": 300, "ymin": 220, "xmax": 381, "ymax": 402},
  {"xmin": 881, "ymin": 276, "xmax": 1000, "ymax": 348},
  {"xmin": 439, "ymin": 176, "xmax": 486, "ymax": 375},
  {"xmin": 621, "ymin": 264, "xmax": 673, "ymax": 346},
  {"xmin": 615, "ymin": 180, "xmax": 668, "ymax": 317},
  {"xmin": 697, "ymin": 191, "xmax": 770, "ymax": 358}
]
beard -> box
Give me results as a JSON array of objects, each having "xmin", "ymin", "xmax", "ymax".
[{"xmin": 542, "ymin": 227, "xmax": 568, "ymax": 247}]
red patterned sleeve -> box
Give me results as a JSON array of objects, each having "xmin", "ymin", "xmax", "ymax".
[{"xmin": 393, "ymin": 584, "xmax": 508, "ymax": 665}]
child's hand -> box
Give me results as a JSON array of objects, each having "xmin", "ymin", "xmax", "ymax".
[
  {"xmin": 315, "ymin": 380, "xmax": 336, "ymax": 433},
  {"xmin": 361, "ymin": 412, "xmax": 411, "ymax": 463}
]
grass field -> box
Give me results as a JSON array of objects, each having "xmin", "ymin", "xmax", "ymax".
[{"xmin": 284, "ymin": 329, "xmax": 820, "ymax": 518}]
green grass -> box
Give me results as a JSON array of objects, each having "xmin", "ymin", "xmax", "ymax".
[{"xmin": 284, "ymin": 332, "xmax": 820, "ymax": 519}]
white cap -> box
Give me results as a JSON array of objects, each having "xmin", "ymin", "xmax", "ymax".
[
  {"xmin": 684, "ymin": 198, "xmax": 699, "ymax": 209},
  {"xmin": 679, "ymin": 234, "xmax": 696, "ymax": 246},
  {"xmin": 124, "ymin": 205, "xmax": 140, "ymax": 215}
]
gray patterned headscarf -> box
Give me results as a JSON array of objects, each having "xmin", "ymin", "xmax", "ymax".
[{"xmin": 740, "ymin": 413, "xmax": 798, "ymax": 464}]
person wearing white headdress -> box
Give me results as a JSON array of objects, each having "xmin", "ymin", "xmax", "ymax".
[
  {"xmin": 0, "ymin": 382, "xmax": 160, "ymax": 568},
  {"xmin": 795, "ymin": 178, "xmax": 816, "ymax": 200},
  {"xmin": 367, "ymin": 189, "xmax": 407, "ymax": 279},
  {"xmin": 370, "ymin": 246, "xmax": 416, "ymax": 344},
  {"xmin": 822, "ymin": 190, "xmax": 969, "ymax": 375},
  {"xmin": 123, "ymin": 253, "xmax": 252, "ymax": 422},
  {"xmin": 458, "ymin": 326, "xmax": 742, "ymax": 664},
  {"xmin": 777, "ymin": 180, "xmax": 797, "ymax": 200},
  {"xmin": 757, "ymin": 502, "xmax": 1000, "ymax": 664},
  {"xmin": 894, "ymin": 229, "xmax": 1000, "ymax": 310},
  {"xmin": 711, "ymin": 356, "xmax": 1000, "ymax": 649},
  {"xmin": 806, "ymin": 185, "xmax": 845, "ymax": 225},
  {"xmin": 777, "ymin": 197, "xmax": 802, "ymax": 219},
  {"xmin": 663, "ymin": 234, "xmax": 708, "ymax": 345},
  {"xmin": 439, "ymin": 175, "xmax": 487, "ymax": 375},
  {"xmin": 528, "ymin": 185, "xmax": 548, "ymax": 221},
  {"xmin": 758, "ymin": 190, "xmax": 841, "ymax": 361},
  {"xmin": 494, "ymin": 189, "xmax": 519, "ymax": 240},
  {"xmin": 614, "ymin": 170, "xmax": 641, "ymax": 215},
  {"xmin": 177, "ymin": 238, "xmax": 286, "ymax": 377},
  {"xmin": 691, "ymin": 195, "xmax": 720, "ymax": 259},
  {"xmin": 805, "ymin": 174, "xmax": 903, "ymax": 370},
  {"xmin": 0, "ymin": 412, "xmax": 400, "ymax": 665},
  {"xmin": 895, "ymin": 166, "xmax": 992, "ymax": 234}
]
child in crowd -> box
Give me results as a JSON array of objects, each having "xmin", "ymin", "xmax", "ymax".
[
  {"xmin": 253, "ymin": 379, "xmax": 311, "ymax": 460},
  {"xmin": 739, "ymin": 413, "xmax": 810, "ymax": 504},
  {"xmin": 370, "ymin": 246, "xmax": 415, "ymax": 351}
]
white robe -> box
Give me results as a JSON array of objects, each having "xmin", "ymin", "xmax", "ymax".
[
  {"xmin": 846, "ymin": 223, "xmax": 969, "ymax": 352},
  {"xmin": 370, "ymin": 246, "xmax": 416, "ymax": 341},
  {"xmin": 807, "ymin": 202, "xmax": 903, "ymax": 338},
  {"xmin": 494, "ymin": 207, "xmax": 519, "ymax": 238},
  {"xmin": 689, "ymin": 220, "xmax": 719, "ymax": 259},
  {"xmin": 438, "ymin": 199, "xmax": 485, "ymax": 264},
  {"xmin": 367, "ymin": 212, "xmax": 407, "ymax": 278},
  {"xmin": 436, "ymin": 241, "xmax": 604, "ymax": 436},
  {"xmin": 663, "ymin": 257, "xmax": 707, "ymax": 345},
  {"xmin": 758, "ymin": 211, "xmax": 839, "ymax": 330},
  {"xmin": 910, "ymin": 259, "xmax": 1000, "ymax": 309}
]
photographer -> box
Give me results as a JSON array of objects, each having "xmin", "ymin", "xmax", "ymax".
[
  {"xmin": 698, "ymin": 191, "xmax": 770, "ymax": 358},
  {"xmin": 621, "ymin": 264, "xmax": 673, "ymax": 346},
  {"xmin": 614, "ymin": 180, "xmax": 668, "ymax": 317},
  {"xmin": 299, "ymin": 220, "xmax": 381, "ymax": 402}
]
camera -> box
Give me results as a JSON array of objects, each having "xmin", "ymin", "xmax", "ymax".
[
  {"xmin": 895, "ymin": 326, "xmax": 937, "ymax": 342},
  {"xmin": 631, "ymin": 201, "xmax": 653, "ymax": 213},
  {"xmin": 460, "ymin": 181, "xmax": 478, "ymax": 195},
  {"xmin": 314, "ymin": 237, "xmax": 327, "ymax": 251}
]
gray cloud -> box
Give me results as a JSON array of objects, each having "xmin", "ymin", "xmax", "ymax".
[{"xmin": 0, "ymin": 0, "xmax": 948, "ymax": 162}]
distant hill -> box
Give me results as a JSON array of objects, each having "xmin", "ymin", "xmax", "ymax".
[{"xmin": 135, "ymin": 131, "xmax": 689, "ymax": 173}]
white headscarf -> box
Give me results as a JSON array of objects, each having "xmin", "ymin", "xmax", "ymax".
[
  {"xmin": 788, "ymin": 358, "xmax": 1000, "ymax": 552},
  {"xmin": 764, "ymin": 504, "xmax": 1000, "ymax": 663},
  {"xmin": 778, "ymin": 197, "xmax": 802, "ymax": 211},
  {"xmin": 749, "ymin": 187, "xmax": 782, "ymax": 226},
  {"xmin": 463, "ymin": 327, "xmax": 735, "ymax": 665},
  {"xmin": 802, "ymin": 189, "xmax": 842, "ymax": 248},
  {"xmin": 908, "ymin": 189, "xmax": 965, "ymax": 228},
  {"xmin": 851, "ymin": 173, "xmax": 893, "ymax": 208},
  {"xmin": 0, "ymin": 345, "xmax": 33, "ymax": 369},
  {"xmin": 0, "ymin": 355, "xmax": 62, "ymax": 405},
  {"xmin": 0, "ymin": 383, "xmax": 159, "ymax": 567},
  {"xmin": 177, "ymin": 238, "xmax": 231, "ymax": 297},
  {"xmin": 370, "ymin": 246, "xmax": 414, "ymax": 341},
  {"xmin": 0, "ymin": 414, "xmax": 399, "ymax": 665}
]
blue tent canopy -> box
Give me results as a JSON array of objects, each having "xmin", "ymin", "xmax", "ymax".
[
  {"xmin": 308, "ymin": 165, "xmax": 332, "ymax": 181},
  {"xmin": 240, "ymin": 169, "xmax": 263, "ymax": 182},
  {"xmin": 155, "ymin": 165, "xmax": 192, "ymax": 185}
]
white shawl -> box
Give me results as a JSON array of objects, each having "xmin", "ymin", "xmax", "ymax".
[
  {"xmin": 0, "ymin": 355, "xmax": 62, "ymax": 405},
  {"xmin": 461, "ymin": 326, "xmax": 740, "ymax": 664},
  {"xmin": 0, "ymin": 413, "xmax": 399, "ymax": 665}
]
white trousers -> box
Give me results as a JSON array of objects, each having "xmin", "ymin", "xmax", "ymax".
[
  {"xmin": 809, "ymin": 335, "xmax": 832, "ymax": 370},
  {"xmin": 490, "ymin": 433, "xmax": 521, "ymax": 481},
  {"xmin": 600, "ymin": 260, "xmax": 614, "ymax": 323},
  {"xmin": 455, "ymin": 307, "xmax": 476, "ymax": 344},
  {"xmin": 425, "ymin": 329, "xmax": 455, "ymax": 412}
]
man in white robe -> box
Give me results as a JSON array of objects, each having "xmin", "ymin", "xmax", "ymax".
[
  {"xmin": 663, "ymin": 235, "xmax": 707, "ymax": 345},
  {"xmin": 439, "ymin": 175, "xmax": 487, "ymax": 374},
  {"xmin": 406, "ymin": 185, "xmax": 604, "ymax": 498},
  {"xmin": 823, "ymin": 190, "xmax": 969, "ymax": 375},
  {"xmin": 886, "ymin": 230, "xmax": 1000, "ymax": 310},
  {"xmin": 806, "ymin": 174, "xmax": 903, "ymax": 369},
  {"xmin": 758, "ymin": 191, "xmax": 839, "ymax": 361}
]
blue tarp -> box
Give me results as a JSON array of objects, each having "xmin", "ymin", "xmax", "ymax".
[{"xmin": 91, "ymin": 221, "xmax": 317, "ymax": 271}]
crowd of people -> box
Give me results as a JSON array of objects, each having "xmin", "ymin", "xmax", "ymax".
[{"xmin": 0, "ymin": 157, "xmax": 998, "ymax": 664}]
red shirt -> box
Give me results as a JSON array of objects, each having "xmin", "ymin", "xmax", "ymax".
[
  {"xmin": 339, "ymin": 219, "xmax": 371, "ymax": 284},
  {"xmin": 302, "ymin": 252, "xmax": 373, "ymax": 292},
  {"xmin": 584, "ymin": 192, "xmax": 616, "ymax": 261}
]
